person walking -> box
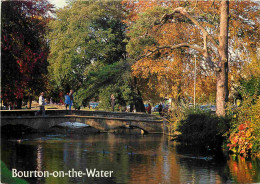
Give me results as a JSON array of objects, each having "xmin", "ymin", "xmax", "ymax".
[
  {"xmin": 35, "ymin": 92, "xmax": 46, "ymax": 116},
  {"xmin": 50, "ymin": 97, "xmax": 53, "ymax": 104},
  {"xmin": 64, "ymin": 93, "xmax": 70, "ymax": 110},
  {"xmin": 69, "ymin": 89, "xmax": 74, "ymax": 111},
  {"xmin": 147, "ymin": 103, "xmax": 151, "ymax": 114},
  {"xmin": 110, "ymin": 94, "xmax": 115, "ymax": 112},
  {"xmin": 158, "ymin": 103, "xmax": 163, "ymax": 116}
]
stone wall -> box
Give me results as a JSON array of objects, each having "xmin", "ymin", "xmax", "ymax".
[{"xmin": 1, "ymin": 110, "xmax": 166, "ymax": 134}]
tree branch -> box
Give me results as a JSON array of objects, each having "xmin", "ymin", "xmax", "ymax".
[
  {"xmin": 188, "ymin": 0, "xmax": 198, "ymax": 13},
  {"xmin": 136, "ymin": 7, "xmax": 221, "ymax": 70},
  {"xmin": 136, "ymin": 43, "xmax": 204, "ymax": 61},
  {"xmin": 136, "ymin": 42, "xmax": 218, "ymax": 70},
  {"xmin": 156, "ymin": 7, "xmax": 219, "ymax": 48}
]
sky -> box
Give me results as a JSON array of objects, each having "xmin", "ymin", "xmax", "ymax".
[{"xmin": 49, "ymin": 0, "xmax": 67, "ymax": 9}]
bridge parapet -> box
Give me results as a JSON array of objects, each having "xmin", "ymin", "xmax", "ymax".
[
  {"xmin": 1, "ymin": 110, "xmax": 167, "ymax": 134},
  {"xmin": 1, "ymin": 110, "xmax": 162, "ymax": 121}
]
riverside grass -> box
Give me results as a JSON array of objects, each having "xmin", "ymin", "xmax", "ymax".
[{"xmin": 1, "ymin": 161, "xmax": 28, "ymax": 184}]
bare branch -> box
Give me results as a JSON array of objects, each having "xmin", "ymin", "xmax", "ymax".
[
  {"xmin": 136, "ymin": 7, "xmax": 221, "ymax": 71},
  {"xmin": 203, "ymin": 34, "xmax": 207, "ymax": 51},
  {"xmin": 138, "ymin": 30, "xmax": 148, "ymax": 39},
  {"xmin": 188, "ymin": 0, "xmax": 198, "ymax": 13},
  {"xmin": 136, "ymin": 43, "xmax": 204, "ymax": 61},
  {"xmin": 136, "ymin": 42, "xmax": 218, "ymax": 71}
]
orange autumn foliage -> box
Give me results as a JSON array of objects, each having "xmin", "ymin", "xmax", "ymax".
[{"xmin": 123, "ymin": 0, "xmax": 259, "ymax": 104}]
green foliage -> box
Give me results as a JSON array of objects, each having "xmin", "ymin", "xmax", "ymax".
[
  {"xmin": 47, "ymin": 0, "xmax": 127, "ymax": 93},
  {"xmin": 126, "ymin": 6, "xmax": 170, "ymax": 58},
  {"xmin": 175, "ymin": 107, "xmax": 230, "ymax": 150},
  {"xmin": 46, "ymin": 0, "xmax": 144, "ymax": 110},
  {"xmin": 98, "ymin": 85, "xmax": 127, "ymax": 111},
  {"xmin": 240, "ymin": 77, "xmax": 260, "ymax": 97},
  {"xmin": 1, "ymin": 161, "xmax": 28, "ymax": 184},
  {"xmin": 73, "ymin": 60, "xmax": 136, "ymax": 111},
  {"xmin": 227, "ymin": 77, "xmax": 260, "ymax": 157}
]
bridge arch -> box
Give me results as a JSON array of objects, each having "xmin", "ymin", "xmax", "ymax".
[
  {"xmin": 110, "ymin": 125, "xmax": 149, "ymax": 135},
  {"xmin": 1, "ymin": 110, "xmax": 165, "ymax": 134}
]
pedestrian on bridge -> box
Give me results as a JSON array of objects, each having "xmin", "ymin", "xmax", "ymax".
[
  {"xmin": 64, "ymin": 93, "xmax": 70, "ymax": 110},
  {"xmin": 111, "ymin": 94, "xmax": 115, "ymax": 112},
  {"xmin": 35, "ymin": 92, "xmax": 46, "ymax": 116},
  {"xmin": 158, "ymin": 103, "xmax": 163, "ymax": 116},
  {"xmin": 147, "ymin": 103, "xmax": 151, "ymax": 114},
  {"xmin": 69, "ymin": 89, "xmax": 74, "ymax": 111}
]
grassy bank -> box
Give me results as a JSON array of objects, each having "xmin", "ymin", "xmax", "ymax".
[{"xmin": 1, "ymin": 161, "xmax": 28, "ymax": 184}]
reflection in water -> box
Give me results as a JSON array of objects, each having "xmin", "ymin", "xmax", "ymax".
[
  {"xmin": 37, "ymin": 144, "xmax": 43, "ymax": 171},
  {"xmin": 227, "ymin": 155, "xmax": 260, "ymax": 183},
  {"xmin": 1, "ymin": 134, "xmax": 260, "ymax": 184}
]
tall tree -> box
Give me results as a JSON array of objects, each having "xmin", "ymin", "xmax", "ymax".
[
  {"xmin": 124, "ymin": 0, "xmax": 259, "ymax": 116},
  {"xmin": 217, "ymin": 0, "xmax": 229, "ymax": 116},
  {"xmin": 48, "ymin": 0, "xmax": 145, "ymax": 111},
  {"xmin": 1, "ymin": 0, "xmax": 54, "ymax": 108},
  {"xmin": 48, "ymin": 0, "xmax": 126, "ymax": 91}
]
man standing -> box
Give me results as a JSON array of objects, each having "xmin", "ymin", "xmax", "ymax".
[
  {"xmin": 64, "ymin": 93, "xmax": 70, "ymax": 110},
  {"xmin": 147, "ymin": 103, "xmax": 152, "ymax": 114},
  {"xmin": 110, "ymin": 94, "xmax": 115, "ymax": 112},
  {"xmin": 35, "ymin": 92, "xmax": 46, "ymax": 116},
  {"xmin": 158, "ymin": 103, "xmax": 163, "ymax": 116},
  {"xmin": 69, "ymin": 89, "xmax": 74, "ymax": 111}
]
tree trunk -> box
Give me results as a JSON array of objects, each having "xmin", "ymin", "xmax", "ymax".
[
  {"xmin": 28, "ymin": 95, "xmax": 32, "ymax": 109},
  {"xmin": 135, "ymin": 88, "xmax": 145, "ymax": 112},
  {"xmin": 216, "ymin": 0, "xmax": 229, "ymax": 116},
  {"xmin": 16, "ymin": 98, "xmax": 22, "ymax": 109},
  {"xmin": 133, "ymin": 77, "xmax": 145, "ymax": 112}
]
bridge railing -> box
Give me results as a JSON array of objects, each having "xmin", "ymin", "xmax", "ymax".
[{"xmin": 0, "ymin": 110, "xmax": 162, "ymax": 121}]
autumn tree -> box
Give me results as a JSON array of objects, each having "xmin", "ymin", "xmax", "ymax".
[
  {"xmin": 124, "ymin": 0, "xmax": 259, "ymax": 116},
  {"xmin": 1, "ymin": 0, "xmax": 54, "ymax": 108}
]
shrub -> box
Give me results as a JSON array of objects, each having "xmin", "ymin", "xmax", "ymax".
[
  {"xmin": 227, "ymin": 76, "xmax": 260, "ymax": 157},
  {"xmin": 176, "ymin": 109, "xmax": 230, "ymax": 150},
  {"xmin": 166, "ymin": 104, "xmax": 230, "ymax": 151},
  {"xmin": 227, "ymin": 96, "xmax": 260, "ymax": 157}
]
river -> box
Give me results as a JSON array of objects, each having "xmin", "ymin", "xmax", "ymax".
[{"xmin": 1, "ymin": 133, "xmax": 260, "ymax": 184}]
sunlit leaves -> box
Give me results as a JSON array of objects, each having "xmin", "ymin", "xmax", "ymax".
[
  {"xmin": 47, "ymin": 1, "xmax": 127, "ymax": 92},
  {"xmin": 124, "ymin": 0, "xmax": 259, "ymax": 106}
]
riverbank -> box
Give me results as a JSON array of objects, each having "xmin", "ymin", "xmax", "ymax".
[{"xmin": 166, "ymin": 102, "xmax": 260, "ymax": 158}]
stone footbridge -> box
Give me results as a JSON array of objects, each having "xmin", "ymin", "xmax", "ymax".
[{"xmin": 1, "ymin": 110, "xmax": 168, "ymax": 134}]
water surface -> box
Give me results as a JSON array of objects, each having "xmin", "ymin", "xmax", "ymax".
[{"xmin": 1, "ymin": 133, "xmax": 260, "ymax": 184}]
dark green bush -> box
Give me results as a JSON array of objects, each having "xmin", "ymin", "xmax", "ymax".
[{"xmin": 176, "ymin": 111, "xmax": 230, "ymax": 150}]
